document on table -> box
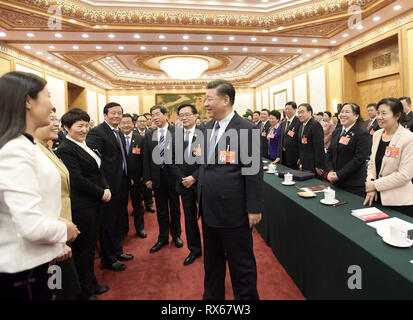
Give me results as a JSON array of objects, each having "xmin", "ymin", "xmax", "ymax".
[{"xmin": 367, "ymin": 217, "xmax": 413, "ymax": 230}]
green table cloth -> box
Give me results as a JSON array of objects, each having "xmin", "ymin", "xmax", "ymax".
[{"xmin": 257, "ymin": 162, "xmax": 413, "ymax": 299}]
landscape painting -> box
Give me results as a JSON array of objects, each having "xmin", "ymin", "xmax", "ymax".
[{"xmin": 156, "ymin": 93, "xmax": 207, "ymax": 122}]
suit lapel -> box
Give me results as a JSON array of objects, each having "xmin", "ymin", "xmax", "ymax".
[
  {"xmin": 103, "ymin": 121, "xmax": 122, "ymax": 152},
  {"xmin": 65, "ymin": 139, "xmax": 100, "ymax": 169}
]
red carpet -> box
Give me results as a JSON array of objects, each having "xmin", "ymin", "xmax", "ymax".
[{"xmin": 94, "ymin": 199, "xmax": 305, "ymax": 300}]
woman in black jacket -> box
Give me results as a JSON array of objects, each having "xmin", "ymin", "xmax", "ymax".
[
  {"xmin": 56, "ymin": 108, "xmax": 111, "ymax": 300},
  {"xmin": 326, "ymin": 103, "xmax": 371, "ymax": 197}
]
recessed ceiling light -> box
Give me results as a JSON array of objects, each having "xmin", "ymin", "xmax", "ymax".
[
  {"xmin": 96, "ymin": 46, "xmax": 102, "ymax": 50},
  {"xmin": 55, "ymin": 33, "xmax": 62, "ymax": 38},
  {"xmin": 162, "ymin": 46, "xmax": 168, "ymax": 50},
  {"xmin": 183, "ymin": 35, "xmax": 189, "ymax": 40},
  {"xmin": 297, "ymin": 49, "xmax": 302, "ymax": 53},
  {"xmin": 357, "ymin": 25, "xmax": 364, "ymax": 30},
  {"xmin": 298, "ymin": 58, "xmax": 303, "ymax": 61},
  {"xmin": 292, "ymin": 39, "xmax": 298, "ymax": 43},
  {"xmin": 70, "ymin": 68, "xmax": 75, "ymax": 71},
  {"xmin": 251, "ymin": 37, "xmax": 257, "ymax": 41},
  {"xmin": 278, "ymin": 26, "xmax": 284, "ymax": 31},
  {"xmin": 69, "ymin": 19, "xmax": 77, "ymax": 24},
  {"xmin": 140, "ymin": 46, "xmax": 146, "ymax": 50},
  {"xmin": 393, "ymin": 5, "xmax": 402, "ymax": 10},
  {"xmin": 342, "ymin": 33, "xmax": 349, "ymax": 38},
  {"xmin": 272, "ymin": 38, "xmax": 278, "ymax": 42},
  {"xmin": 314, "ymin": 49, "xmax": 319, "ymax": 53},
  {"xmin": 203, "ymin": 47, "xmax": 209, "ymax": 51},
  {"xmin": 24, "ymin": 45, "xmax": 31, "ymax": 49},
  {"xmin": 118, "ymin": 46, "xmax": 125, "ymax": 50},
  {"xmin": 330, "ymin": 40, "xmax": 337, "ymax": 44},
  {"xmin": 242, "ymin": 47, "xmax": 248, "ymax": 51},
  {"xmin": 280, "ymin": 48, "xmax": 285, "ymax": 52},
  {"xmin": 261, "ymin": 48, "xmax": 267, "ymax": 52},
  {"xmin": 223, "ymin": 47, "xmax": 229, "ymax": 51},
  {"xmin": 49, "ymin": 45, "xmax": 55, "ymax": 49},
  {"xmin": 56, "ymin": 61, "xmax": 61, "ymax": 64},
  {"xmin": 206, "ymin": 35, "xmax": 212, "ymax": 40},
  {"xmin": 306, "ymin": 54, "xmax": 311, "ymax": 57},
  {"xmin": 81, "ymin": 33, "xmax": 89, "ymax": 38},
  {"xmin": 229, "ymin": 36, "xmax": 235, "ymax": 40},
  {"xmin": 312, "ymin": 39, "xmax": 318, "ymax": 43},
  {"xmin": 183, "ymin": 46, "xmax": 189, "ymax": 51},
  {"xmin": 158, "ymin": 35, "xmax": 165, "ymax": 39},
  {"xmin": 373, "ymin": 16, "xmax": 381, "ymax": 21},
  {"xmin": 72, "ymin": 45, "xmax": 79, "ymax": 50},
  {"xmin": 64, "ymin": 65, "xmax": 69, "ymax": 68},
  {"xmin": 0, "ymin": 32, "xmax": 6, "ymax": 37},
  {"xmin": 46, "ymin": 56, "xmax": 52, "ymax": 60},
  {"xmin": 36, "ymin": 51, "xmax": 42, "ymax": 55},
  {"xmin": 108, "ymin": 34, "xmax": 115, "ymax": 39},
  {"xmin": 134, "ymin": 34, "xmax": 141, "ymax": 39},
  {"xmin": 27, "ymin": 33, "xmax": 35, "ymax": 37}
]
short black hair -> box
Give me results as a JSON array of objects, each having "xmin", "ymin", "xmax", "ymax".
[
  {"xmin": 207, "ymin": 80, "xmax": 235, "ymax": 106},
  {"xmin": 143, "ymin": 112, "xmax": 151, "ymax": 117},
  {"xmin": 341, "ymin": 102, "xmax": 363, "ymax": 123},
  {"xmin": 178, "ymin": 104, "xmax": 198, "ymax": 115},
  {"xmin": 253, "ymin": 111, "xmax": 261, "ymax": 116},
  {"xmin": 377, "ymin": 98, "xmax": 405, "ymax": 123},
  {"xmin": 122, "ymin": 113, "xmax": 134, "ymax": 121},
  {"xmin": 399, "ymin": 97, "xmax": 411, "ymax": 105},
  {"xmin": 285, "ymin": 101, "xmax": 297, "ymax": 109},
  {"xmin": 150, "ymin": 104, "xmax": 168, "ymax": 115},
  {"xmin": 51, "ymin": 107, "xmax": 57, "ymax": 113},
  {"xmin": 316, "ymin": 112, "xmax": 324, "ymax": 116},
  {"xmin": 269, "ymin": 110, "xmax": 281, "ymax": 120},
  {"xmin": 104, "ymin": 102, "xmax": 123, "ymax": 115},
  {"xmin": 367, "ymin": 103, "xmax": 377, "ymax": 110},
  {"xmin": 324, "ymin": 111, "xmax": 332, "ymax": 118},
  {"xmin": 298, "ymin": 103, "xmax": 313, "ymax": 115},
  {"xmin": 61, "ymin": 108, "xmax": 90, "ymax": 129},
  {"xmin": 261, "ymin": 108, "xmax": 269, "ymax": 115}
]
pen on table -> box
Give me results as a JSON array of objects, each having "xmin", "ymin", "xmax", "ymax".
[
  {"xmin": 295, "ymin": 185, "xmax": 302, "ymax": 191},
  {"xmin": 332, "ymin": 201, "xmax": 347, "ymax": 207}
]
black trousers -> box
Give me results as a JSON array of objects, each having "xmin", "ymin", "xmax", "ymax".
[
  {"xmin": 180, "ymin": 187, "xmax": 202, "ymax": 255},
  {"xmin": 153, "ymin": 172, "xmax": 181, "ymax": 243},
  {"xmin": 130, "ymin": 180, "xmax": 145, "ymax": 232},
  {"xmin": 0, "ymin": 261, "xmax": 55, "ymax": 300},
  {"xmin": 201, "ymin": 222, "xmax": 259, "ymax": 300},
  {"xmin": 71, "ymin": 205, "xmax": 100, "ymax": 298},
  {"xmin": 143, "ymin": 184, "xmax": 154, "ymax": 209},
  {"xmin": 99, "ymin": 175, "xmax": 129, "ymax": 265}
]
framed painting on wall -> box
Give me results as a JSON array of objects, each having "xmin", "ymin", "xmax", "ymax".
[
  {"xmin": 156, "ymin": 93, "xmax": 207, "ymax": 122},
  {"xmin": 273, "ymin": 89, "xmax": 287, "ymax": 111}
]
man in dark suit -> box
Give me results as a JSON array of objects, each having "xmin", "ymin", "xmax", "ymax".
[
  {"xmin": 252, "ymin": 111, "xmax": 261, "ymax": 128},
  {"xmin": 120, "ymin": 114, "xmax": 147, "ymax": 239},
  {"xmin": 143, "ymin": 105, "xmax": 183, "ymax": 253},
  {"xmin": 86, "ymin": 102, "xmax": 133, "ymax": 271},
  {"xmin": 363, "ymin": 103, "xmax": 380, "ymax": 135},
  {"xmin": 135, "ymin": 115, "xmax": 155, "ymax": 213},
  {"xmin": 171, "ymin": 104, "xmax": 203, "ymax": 266},
  {"xmin": 400, "ymin": 97, "xmax": 413, "ymax": 131},
  {"xmin": 297, "ymin": 103, "xmax": 325, "ymax": 177},
  {"xmin": 259, "ymin": 109, "xmax": 270, "ymax": 158},
  {"xmin": 274, "ymin": 101, "xmax": 300, "ymax": 168},
  {"xmin": 199, "ymin": 79, "xmax": 263, "ymax": 300}
]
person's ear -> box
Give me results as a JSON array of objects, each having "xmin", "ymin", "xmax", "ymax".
[{"xmin": 26, "ymin": 96, "xmax": 33, "ymax": 111}]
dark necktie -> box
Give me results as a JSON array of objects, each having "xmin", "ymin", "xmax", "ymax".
[
  {"xmin": 125, "ymin": 135, "xmax": 130, "ymax": 155},
  {"xmin": 113, "ymin": 129, "xmax": 128, "ymax": 175},
  {"xmin": 301, "ymin": 124, "xmax": 306, "ymax": 138},
  {"xmin": 184, "ymin": 130, "xmax": 190, "ymax": 153},
  {"xmin": 340, "ymin": 130, "xmax": 347, "ymax": 137},
  {"xmin": 159, "ymin": 128, "xmax": 165, "ymax": 159},
  {"xmin": 208, "ymin": 122, "xmax": 220, "ymax": 161},
  {"xmin": 285, "ymin": 120, "xmax": 290, "ymax": 134}
]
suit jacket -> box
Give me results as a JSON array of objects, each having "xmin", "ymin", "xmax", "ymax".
[
  {"xmin": 171, "ymin": 125, "xmax": 203, "ymax": 194},
  {"xmin": 402, "ymin": 111, "xmax": 413, "ymax": 131},
  {"xmin": 56, "ymin": 138, "xmax": 109, "ymax": 210},
  {"xmin": 367, "ymin": 125, "xmax": 413, "ymax": 206},
  {"xmin": 259, "ymin": 120, "xmax": 271, "ymax": 158},
  {"xmin": 37, "ymin": 142, "xmax": 72, "ymax": 221},
  {"xmin": 198, "ymin": 112, "xmax": 263, "ymax": 228},
  {"xmin": 363, "ymin": 119, "xmax": 380, "ymax": 135},
  {"xmin": 86, "ymin": 121, "xmax": 128, "ymax": 195},
  {"xmin": 326, "ymin": 123, "xmax": 371, "ymax": 189},
  {"xmin": 277, "ymin": 116, "xmax": 300, "ymax": 166},
  {"xmin": 297, "ymin": 117, "xmax": 325, "ymax": 172},
  {"xmin": 143, "ymin": 124, "xmax": 176, "ymax": 189},
  {"xmin": 126, "ymin": 132, "xmax": 145, "ymax": 182}
]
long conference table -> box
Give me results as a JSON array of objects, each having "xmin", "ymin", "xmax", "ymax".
[{"xmin": 256, "ymin": 162, "xmax": 413, "ymax": 299}]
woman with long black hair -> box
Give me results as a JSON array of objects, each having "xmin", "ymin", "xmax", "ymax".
[{"xmin": 0, "ymin": 72, "xmax": 79, "ymax": 300}]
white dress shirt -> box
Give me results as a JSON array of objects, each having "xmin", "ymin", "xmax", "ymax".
[
  {"xmin": 212, "ymin": 110, "xmax": 235, "ymax": 145},
  {"xmin": 157, "ymin": 123, "xmax": 169, "ymax": 143},
  {"xmin": 66, "ymin": 135, "xmax": 101, "ymax": 168},
  {"xmin": 0, "ymin": 135, "xmax": 67, "ymax": 273}
]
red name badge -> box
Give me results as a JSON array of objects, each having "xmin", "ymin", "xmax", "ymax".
[
  {"xmin": 219, "ymin": 150, "xmax": 236, "ymax": 164},
  {"xmin": 301, "ymin": 137, "xmax": 308, "ymax": 144},
  {"xmin": 339, "ymin": 136, "xmax": 351, "ymax": 145},
  {"xmin": 261, "ymin": 132, "xmax": 267, "ymax": 137},
  {"xmin": 370, "ymin": 129, "xmax": 375, "ymax": 135},
  {"xmin": 192, "ymin": 146, "xmax": 201, "ymax": 157},
  {"xmin": 288, "ymin": 130, "xmax": 295, "ymax": 137},
  {"xmin": 132, "ymin": 147, "xmax": 141, "ymax": 154},
  {"xmin": 385, "ymin": 146, "xmax": 400, "ymax": 158},
  {"xmin": 268, "ymin": 133, "xmax": 275, "ymax": 139}
]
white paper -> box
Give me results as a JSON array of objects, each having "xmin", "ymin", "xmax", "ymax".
[
  {"xmin": 352, "ymin": 207, "xmax": 383, "ymax": 217},
  {"xmin": 367, "ymin": 217, "xmax": 413, "ymax": 230},
  {"xmin": 301, "ymin": 187, "xmax": 324, "ymax": 194}
]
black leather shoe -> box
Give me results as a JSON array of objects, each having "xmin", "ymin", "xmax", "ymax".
[
  {"xmin": 95, "ymin": 285, "xmax": 110, "ymax": 295},
  {"xmin": 137, "ymin": 230, "xmax": 147, "ymax": 238},
  {"xmin": 184, "ymin": 252, "xmax": 202, "ymax": 266},
  {"xmin": 102, "ymin": 261, "xmax": 126, "ymax": 271},
  {"xmin": 173, "ymin": 236, "xmax": 183, "ymax": 248},
  {"xmin": 117, "ymin": 253, "xmax": 134, "ymax": 261},
  {"xmin": 146, "ymin": 206, "xmax": 156, "ymax": 213},
  {"xmin": 150, "ymin": 241, "xmax": 168, "ymax": 253}
]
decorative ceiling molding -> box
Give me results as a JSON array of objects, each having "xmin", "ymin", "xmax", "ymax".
[{"xmin": 0, "ymin": 0, "xmax": 394, "ymax": 34}]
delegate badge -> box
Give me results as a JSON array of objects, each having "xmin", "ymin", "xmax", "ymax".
[
  {"xmin": 288, "ymin": 130, "xmax": 295, "ymax": 137},
  {"xmin": 132, "ymin": 147, "xmax": 141, "ymax": 154},
  {"xmin": 339, "ymin": 136, "xmax": 351, "ymax": 145},
  {"xmin": 301, "ymin": 137, "xmax": 308, "ymax": 144},
  {"xmin": 219, "ymin": 150, "xmax": 236, "ymax": 164},
  {"xmin": 385, "ymin": 146, "xmax": 400, "ymax": 158}
]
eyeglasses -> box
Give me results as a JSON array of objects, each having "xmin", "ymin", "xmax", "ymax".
[
  {"xmin": 178, "ymin": 113, "xmax": 194, "ymax": 119},
  {"xmin": 50, "ymin": 117, "xmax": 60, "ymax": 123}
]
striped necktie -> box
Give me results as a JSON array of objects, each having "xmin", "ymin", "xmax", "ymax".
[{"xmin": 159, "ymin": 128, "xmax": 165, "ymax": 160}]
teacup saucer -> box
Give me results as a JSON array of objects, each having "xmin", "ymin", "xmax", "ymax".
[
  {"xmin": 282, "ymin": 181, "xmax": 295, "ymax": 186},
  {"xmin": 383, "ymin": 236, "xmax": 413, "ymax": 248},
  {"xmin": 320, "ymin": 199, "xmax": 339, "ymax": 205}
]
